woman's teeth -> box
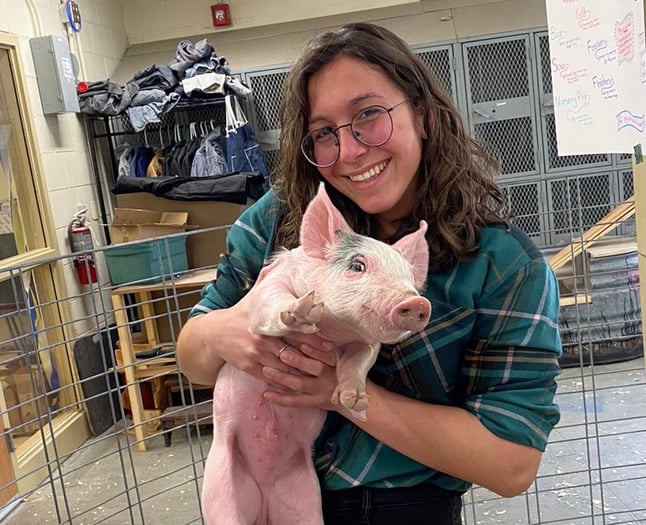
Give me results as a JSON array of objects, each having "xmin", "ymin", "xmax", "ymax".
[{"xmin": 350, "ymin": 161, "xmax": 387, "ymax": 182}]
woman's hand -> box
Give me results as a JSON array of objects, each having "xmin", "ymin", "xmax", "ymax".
[
  {"xmin": 261, "ymin": 338, "xmax": 340, "ymax": 412},
  {"xmin": 178, "ymin": 291, "xmax": 337, "ymax": 388}
]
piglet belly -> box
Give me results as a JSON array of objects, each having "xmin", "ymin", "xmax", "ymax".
[{"xmin": 213, "ymin": 365, "xmax": 325, "ymax": 483}]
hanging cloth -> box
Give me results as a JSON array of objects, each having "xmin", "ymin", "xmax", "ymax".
[
  {"xmin": 191, "ymin": 127, "xmax": 228, "ymax": 178},
  {"xmin": 224, "ymin": 95, "xmax": 270, "ymax": 192}
]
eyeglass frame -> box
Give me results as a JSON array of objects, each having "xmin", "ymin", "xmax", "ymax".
[{"xmin": 300, "ymin": 99, "xmax": 409, "ymax": 168}]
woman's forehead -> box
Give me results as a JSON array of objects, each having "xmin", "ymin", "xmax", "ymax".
[{"xmin": 306, "ymin": 56, "xmax": 401, "ymax": 119}]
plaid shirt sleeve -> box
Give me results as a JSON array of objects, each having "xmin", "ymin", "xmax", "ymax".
[
  {"xmin": 188, "ymin": 190, "xmax": 279, "ymax": 316},
  {"xmin": 461, "ymin": 241, "xmax": 562, "ymax": 451}
]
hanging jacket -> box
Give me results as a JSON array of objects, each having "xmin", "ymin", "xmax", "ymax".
[{"xmin": 191, "ymin": 128, "xmax": 228, "ymax": 178}]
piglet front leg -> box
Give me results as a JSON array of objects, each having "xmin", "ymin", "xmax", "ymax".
[
  {"xmin": 248, "ymin": 278, "xmax": 323, "ymax": 336},
  {"xmin": 332, "ymin": 342, "xmax": 380, "ymax": 421},
  {"xmin": 280, "ymin": 291, "xmax": 324, "ymax": 334}
]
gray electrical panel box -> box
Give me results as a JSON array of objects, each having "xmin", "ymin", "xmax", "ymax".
[{"xmin": 29, "ymin": 35, "xmax": 80, "ymax": 114}]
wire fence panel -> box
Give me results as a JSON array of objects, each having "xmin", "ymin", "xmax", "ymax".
[{"xmin": 0, "ymin": 212, "xmax": 643, "ymax": 525}]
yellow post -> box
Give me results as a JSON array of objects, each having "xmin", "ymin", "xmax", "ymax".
[
  {"xmin": 633, "ymin": 145, "xmax": 646, "ymax": 363},
  {"xmin": 637, "ymin": 0, "xmax": 646, "ymax": 364}
]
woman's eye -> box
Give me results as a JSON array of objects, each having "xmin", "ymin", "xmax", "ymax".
[
  {"xmin": 313, "ymin": 127, "xmax": 335, "ymax": 142},
  {"xmin": 355, "ymin": 106, "xmax": 382, "ymax": 122},
  {"xmin": 348, "ymin": 259, "xmax": 366, "ymax": 272}
]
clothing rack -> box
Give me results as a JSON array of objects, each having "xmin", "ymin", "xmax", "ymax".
[{"xmin": 84, "ymin": 98, "xmax": 229, "ymax": 242}]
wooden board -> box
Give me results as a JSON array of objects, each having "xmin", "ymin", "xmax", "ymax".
[
  {"xmin": 548, "ymin": 196, "xmax": 635, "ymax": 271},
  {"xmin": 0, "ymin": 416, "xmax": 18, "ymax": 506}
]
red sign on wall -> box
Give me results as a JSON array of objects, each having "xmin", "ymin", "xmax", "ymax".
[{"xmin": 211, "ymin": 3, "xmax": 232, "ymax": 27}]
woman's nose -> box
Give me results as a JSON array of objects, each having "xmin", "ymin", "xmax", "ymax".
[{"xmin": 336, "ymin": 126, "xmax": 369, "ymax": 163}]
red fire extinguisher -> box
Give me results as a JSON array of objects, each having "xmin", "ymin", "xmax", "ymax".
[{"xmin": 68, "ymin": 208, "xmax": 98, "ymax": 285}]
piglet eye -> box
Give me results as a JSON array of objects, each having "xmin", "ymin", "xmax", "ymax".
[{"xmin": 349, "ymin": 258, "xmax": 366, "ymax": 273}]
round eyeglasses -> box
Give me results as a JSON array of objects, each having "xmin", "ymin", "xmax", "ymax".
[{"xmin": 300, "ymin": 100, "xmax": 409, "ymax": 168}]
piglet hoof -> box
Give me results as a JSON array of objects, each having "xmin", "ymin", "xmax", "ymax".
[
  {"xmin": 332, "ymin": 389, "xmax": 369, "ymax": 421},
  {"xmin": 348, "ymin": 408, "xmax": 368, "ymax": 422},
  {"xmin": 332, "ymin": 387, "xmax": 370, "ymax": 414},
  {"xmin": 280, "ymin": 291, "xmax": 324, "ymax": 333}
]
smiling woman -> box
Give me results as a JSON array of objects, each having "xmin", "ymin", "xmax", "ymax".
[{"xmin": 177, "ymin": 22, "xmax": 562, "ymax": 525}]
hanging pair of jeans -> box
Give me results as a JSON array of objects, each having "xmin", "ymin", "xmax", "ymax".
[{"xmin": 224, "ymin": 95, "xmax": 270, "ymax": 192}]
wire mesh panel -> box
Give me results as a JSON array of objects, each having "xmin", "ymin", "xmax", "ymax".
[
  {"xmin": 413, "ymin": 45, "xmax": 457, "ymax": 103},
  {"xmin": 463, "ymin": 35, "xmax": 539, "ymax": 176},
  {"xmin": 548, "ymin": 172, "xmax": 616, "ymax": 246},
  {"xmin": 618, "ymin": 169, "xmax": 636, "ymax": 237},
  {"xmin": 0, "ymin": 228, "xmax": 642, "ymax": 525},
  {"xmin": 243, "ymin": 68, "xmax": 288, "ymax": 135},
  {"xmin": 616, "ymin": 153, "xmax": 633, "ymax": 166},
  {"xmin": 242, "ymin": 67, "xmax": 289, "ymax": 177},
  {"xmin": 0, "ymin": 232, "xmax": 225, "ymax": 525},
  {"xmin": 102, "ymin": 101, "xmax": 227, "ymax": 146},
  {"xmin": 500, "ymin": 179, "xmax": 546, "ymax": 245}
]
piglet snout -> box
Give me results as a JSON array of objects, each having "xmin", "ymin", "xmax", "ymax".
[{"xmin": 389, "ymin": 296, "xmax": 431, "ymax": 332}]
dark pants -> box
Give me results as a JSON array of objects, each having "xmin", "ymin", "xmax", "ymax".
[{"xmin": 322, "ymin": 484, "xmax": 464, "ymax": 525}]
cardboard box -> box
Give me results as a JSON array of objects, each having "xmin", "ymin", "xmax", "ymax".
[
  {"xmin": 115, "ymin": 193, "xmax": 247, "ymax": 269},
  {"xmin": 110, "ymin": 208, "xmax": 190, "ymax": 244},
  {"xmin": 0, "ymin": 365, "xmax": 50, "ymax": 436},
  {"xmin": 2, "ymin": 381, "xmax": 23, "ymax": 431},
  {"xmin": 105, "ymin": 208, "xmax": 193, "ymax": 285}
]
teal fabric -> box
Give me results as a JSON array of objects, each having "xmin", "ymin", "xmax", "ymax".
[{"xmin": 189, "ymin": 189, "xmax": 562, "ymax": 492}]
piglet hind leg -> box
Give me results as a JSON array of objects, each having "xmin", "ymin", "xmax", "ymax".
[
  {"xmin": 202, "ymin": 432, "xmax": 265, "ymax": 525},
  {"xmin": 266, "ymin": 449, "xmax": 324, "ymax": 525}
]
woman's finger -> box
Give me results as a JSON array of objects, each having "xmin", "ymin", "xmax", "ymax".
[
  {"xmin": 297, "ymin": 343, "xmax": 337, "ymax": 367},
  {"xmin": 262, "ymin": 389, "xmax": 322, "ymax": 408},
  {"xmin": 283, "ymin": 333, "xmax": 335, "ymax": 352},
  {"xmin": 262, "ymin": 365, "xmax": 308, "ymax": 391},
  {"xmin": 277, "ymin": 346, "xmax": 328, "ymax": 377}
]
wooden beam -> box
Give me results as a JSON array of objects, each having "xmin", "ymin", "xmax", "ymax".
[{"xmin": 548, "ymin": 196, "xmax": 635, "ymax": 272}]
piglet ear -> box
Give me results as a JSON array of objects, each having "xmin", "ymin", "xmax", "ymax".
[
  {"xmin": 300, "ymin": 183, "xmax": 352, "ymax": 259},
  {"xmin": 393, "ymin": 220, "xmax": 429, "ymax": 290}
]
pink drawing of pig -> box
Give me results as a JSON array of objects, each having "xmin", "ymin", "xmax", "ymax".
[{"xmin": 201, "ymin": 183, "xmax": 431, "ymax": 525}]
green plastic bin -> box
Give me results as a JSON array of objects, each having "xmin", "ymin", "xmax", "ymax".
[{"xmin": 104, "ymin": 237, "xmax": 188, "ymax": 285}]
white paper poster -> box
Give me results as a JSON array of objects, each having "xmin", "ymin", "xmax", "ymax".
[{"xmin": 545, "ymin": 0, "xmax": 646, "ymax": 154}]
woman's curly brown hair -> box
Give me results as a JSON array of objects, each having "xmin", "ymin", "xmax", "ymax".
[{"xmin": 271, "ymin": 22, "xmax": 511, "ymax": 271}]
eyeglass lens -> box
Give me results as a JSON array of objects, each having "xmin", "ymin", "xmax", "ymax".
[{"xmin": 302, "ymin": 105, "xmax": 395, "ymax": 167}]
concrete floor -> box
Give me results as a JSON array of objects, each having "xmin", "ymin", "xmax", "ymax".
[{"xmin": 3, "ymin": 357, "xmax": 646, "ymax": 525}]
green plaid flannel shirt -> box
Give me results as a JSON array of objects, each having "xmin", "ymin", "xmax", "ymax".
[{"xmin": 190, "ymin": 190, "xmax": 562, "ymax": 492}]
